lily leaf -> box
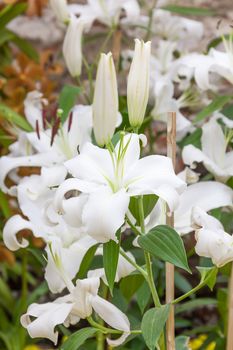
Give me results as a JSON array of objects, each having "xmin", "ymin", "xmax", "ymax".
[
  {"xmin": 103, "ymin": 240, "xmax": 119, "ymax": 294},
  {"xmin": 58, "ymin": 85, "xmax": 81, "ymax": 123},
  {"xmin": 129, "ymin": 194, "xmax": 159, "ymax": 225},
  {"xmin": 138, "ymin": 225, "xmax": 191, "ymax": 273},
  {"xmin": 193, "ymin": 95, "xmax": 232, "ymax": 124},
  {"xmin": 0, "ymin": 103, "xmax": 32, "ymax": 131},
  {"xmin": 141, "ymin": 304, "xmax": 171, "ymax": 350},
  {"xmin": 162, "ymin": 5, "xmax": 215, "ymax": 16},
  {"xmin": 197, "ymin": 266, "xmax": 218, "ymax": 290},
  {"xmin": 60, "ymin": 327, "xmax": 97, "ymax": 350}
]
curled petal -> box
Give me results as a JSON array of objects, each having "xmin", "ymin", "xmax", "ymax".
[
  {"xmin": 91, "ymin": 295, "xmax": 130, "ymax": 346},
  {"xmin": 21, "ymin": 300, "xmax": 73, "ymax": 345},
  {"xmin": 3, "ymin": 215, "xmax": 33, "ymax": 251}
]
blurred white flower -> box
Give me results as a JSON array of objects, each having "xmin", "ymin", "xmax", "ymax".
[
  {"xmin": 93, "ymin": 53, "xmax": 118, "ymax": 146},
  {"xmin": 182, "ymin": 118, "xmax": 233, "ymax": 182},
  {"xmin": 127, "ymin": 39, "xmax": 151, "ymax": 128},
  {"xmin": 63, "ymin": 15, "xmax": 84, "ymax": 77},
  {"xmin": 192, "ymin": 207, "xmax": 233, "ymax": 267},
  {"xmin": 21, "ymin": 277, "xmax": 130, "ymax": 347},
  {"xmin": 0, "ymin": 92, "xmax": 92, "ymax": 194},
  {"xmin": 49, "ymin": 0, "xmax": 69, "ymax": 23},
  {"xmin": 69, "ymin": 0, "xmax": 140, "ymax": 29}
]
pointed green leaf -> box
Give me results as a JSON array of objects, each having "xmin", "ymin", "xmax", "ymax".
[
  {"xmin": 138, "ymin": 225, "xmax": 191, "ymax": 273},
  {"xmin": 137, "ymin": 281, "xmax": 151, "ymax": 314},
  {"xmin": 142, "ymin": 304, "xmax": 171, "ymax": 350},
  {"xmin": 162, "ymin": 5, "xmax": 215, "ymax": 16},
  {"xmin": 58, "ymin": 85, "xmax": 81, "ymax": 122},
  {"xmin": 129, "ymin": 194, "xmax": 159, "ymax": 225},
  {"xmin": 77, "ymin": 244, "xmax": 98, "ymax": 279},
  {"xmin": 0, "ymin": 103, "xmax": 32, "ymax": 131},
  {"xmin": 60, "ymin": 327, "xmax": 97, "ymax": 350},
  {"xmin": 193, "ymin": 95, "xmax": 232, "ymax": 124},
  {"xmin": 120, "ymin": 273, "xmax": 144, "ymax": 301},
  {"xmin": 103, "ymin": 240, "xmax": 119, "ymax": 294},
  {"xmin": 0, "ymin": 3, "xmax": 27, "ymax": 30},
  {"xmin": 175, "ymin": 336, "xmax": 190, "ymax": 350},
  {"xmin": 197, "ymin": 266, "xmax": 218, "ymax": 290}
]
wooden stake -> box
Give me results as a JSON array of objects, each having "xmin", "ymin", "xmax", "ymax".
[
  {"xmin": 166, "ymin": 111, "xmax": 176, "ymax": 350},
  {"xmin": 227, "ymin": 263, "xmax": 233, "ymax": 350}
]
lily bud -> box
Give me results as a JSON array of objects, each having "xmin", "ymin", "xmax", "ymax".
[
  {"xmin": 93, "ymin": 52, "xmax": 118, "ymax": 147},
  {"xmin": 49, "ymin": 0, "xmax": 69, "ymax": 23},
  {"xmin": 127, "ymin": 39, "xmax": 151, "ymax": 128},
  {"xmin": 62, "ymin": 15, "xmax": 84, "ymax": 78}
]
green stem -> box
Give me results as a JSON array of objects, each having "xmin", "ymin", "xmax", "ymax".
[
  {"xmin": 145, "ymin": 0, "xmax": 157, "ymax": 41},
  {"xmin": 138, "ymin": 196, "xmax": 161, "ymax": 307},
  {"xmin": 120, "ymin": 248, "xmax": 148, "ymax": 279},
  {"xmin": 172, "ymin": 282, "xmax": 207, "ymax": 305},
  {"xmin": 87, "ymin": 317, "xmax": 141, "ymax": 335},
  {"xmin": 125, "ymin": 215, "xmax": 141, "ymax": 236},
  {"xmin": 22, "ymin": 251, "xmax": 28, "ymax": 304}
]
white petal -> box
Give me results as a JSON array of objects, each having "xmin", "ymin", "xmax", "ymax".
[
  {"xmin": 65, "ymin": 142, "xmax": 114, "ymax": 184},
  {"xmin": 3, "ymin": 215, "xmax": 32, "ymax": 251},
  {"xmin": 82, "ymin": 188, "xmax": 129, "ymax": 242},
  {"xmin": 175, "ymin": 181, "xmax": 233, "ymax": 234},
  {"xmin": 21, "ymin": 300, "xmax": 73, "ymax": 344},
  {"xmin": 182, "ymin": 145, "xmax": 228, "ymax": 181},
  {"xmin": 91, "ymin": 295, "xmax": 130, "ymax": 346}
]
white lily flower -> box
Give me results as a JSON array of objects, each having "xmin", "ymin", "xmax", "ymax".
[
  {"xmin": 3, "ymin": 170, "xmax": 96, "ymax": 293},
  {"xmin": 182, "ymin": 118, "xmax": 233, "ymax": 182},
  {"xmin": 55, "ymin": 133, "xmax": 185, "ymax": 242},
  {"xmin": 93, "ymin": 52, "xmax": 118, "ymax": 146},
  {"xmin": 0, "ymin": 94, "xmax": 92, "ymax": 194},
  {"xmin": 127, "ymin": 39, "xmax": 151, "ymax": 128},
  {"xmin": 175, "ymin": 181, "xmax": 233, "ymax": 235},
  {"xmin": 63, "ymin": 15, "xmax": 84, "ymax": 78},
  {"xmin": 49, "ymin": 0, "xmax": 69, "ymax": 23},
  {"xmin": 192, "ymin": 207, "xmax": 233, "ymax": 267},
  {"xmin": 21, "ymin": 277, "xmax": 130, "ymax": 346},
  {"xmin": 69, "ymin": 0, "xmax": 140, "ymax": 29}
]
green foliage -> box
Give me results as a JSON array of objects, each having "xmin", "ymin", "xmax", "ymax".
[
  {"xmin": 193, "ymin": 95, "xmax": 233, "ymax": 124},
  {"xmin": 141, "ymin": 304, "xmax": 170, "ymax": 350},
  {"xmin": 0, "ymin": 103, "xmax": 33, "ymax": 131},
  {"xmin": 120, "ymin": 273, "xmax": 144, "ymax": 301},
  {"xmin": 129, "ymin": 194, "xmax": 159, "ymax": 225},
  {"xmin": 103, "ymin": 239, "xmax": 120, "ymax": 294},
  {"xmin": 175, "ymin": 336, "xmax": 190, "ymax": 349},
  {"xmin": 197, "ymin": 266, "xmax": 218, "ymax": 291},
  {"xmin": 77, "ymin": 245, "xmax": 99, "ymax": 279},
  {"xmin": 178, "ymin": 128, "xmax": 202, "ymax": 149},
  {"xmin": 162, "ymin": 5, "xmax": 215, "ymax": 16},
  {"xmin": 60, "ymin": 328, "xmax": 97, "ymax": 350},
  {"xmin": 138, "ymin": 225, "xmax": 191, "ymax": 273},
  {"xmin": 58, "ymin": 85, "xmax": 82, "ymax": 123},
  {"xmin": 0, "ymin": 3, "xmax": 27, "ymax": 30}
]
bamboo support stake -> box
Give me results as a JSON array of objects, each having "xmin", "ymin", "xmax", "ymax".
[
  {"xmin": 227, "ymin": 263, "xmax": 233, "ymax": 350},
  {"xmin": 166, "ymin": 111, "xmax": 176, "ymax": 350}
]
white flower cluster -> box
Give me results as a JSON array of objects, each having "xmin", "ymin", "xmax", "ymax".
[{"xmin": 1, "ymin": 0, "xmax": 233, "ymax": 347}]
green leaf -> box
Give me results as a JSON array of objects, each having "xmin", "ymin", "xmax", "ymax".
[
  {"xmin": 129, "ymin": 194, "xmax": 159, "ymax": 225},
  {"xmin": 217, "ymin": 288, "xmax": 228, "ymax": 335},
  {"xmin": 197, "ymin": 266, "xmax": 218, "ymax": 290},
  {"xmin": 103, "ymin": 240, "xmax": 119, "ymax": 294},
  {"xmin": 221, "ymin": 103, "xmax": 233, "ymax": 120},
  {"xmin": 77, "ymin": 245, "xmax": 98, "ymax": 279},
  {"xmin": 120, "ymin": 273, "xmax": 144, "ymax": 301},
  {"xmin": 193, "ymin": 95, "xmax": 232, "ymax": 124},
  {"xmin": 175, "ymin": 336, "xmax": 190, "ymax": 350},
  {"xmin": 162, "ymin": 5, "xmax": 215, "ymax": 16},
  {"xmin": 0, "ymin": 3, "xmax": 27, "ymax": 31},
  {"xmin": 138, "ymin": 225, "xmax": 191, "ymax": 273},
  {"xmin": 141, "ymin": 304, "xmax": 171, "ymax": 350},
  {"xmin": 175, "ymin": 271, "xmax": 193, "ymax": 295},
  {"xmin": 178, "ymin": 128, "xmax": 202, "ymax": 149},
  {"xmin": 60, "ymin": 328, "xmax": 97, "ymax": 350},
  {"xmin": 0, "ymin": 103, "xmax": 32, "ymax": 131},
  {"xmin": 11, "ymin": 34, "xmax": 38, "ymax": 61},
  {"xmin": 0, "ymin": 28, "xmax": 15, "ymax": 46},
  {"xmin": 0, "ymin": 190, "xmax": 11, "ymax": 218},
  {"xmin": 58, "ymin": 85, "xmax": 81, "ymax": 123},
  {"xmin": 175, "ymin": 298, "xmax": 217, "ymax": 314},
  {"xmin": 137, "ymin": 281, "xmax": 151, "ymax": 313}
]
